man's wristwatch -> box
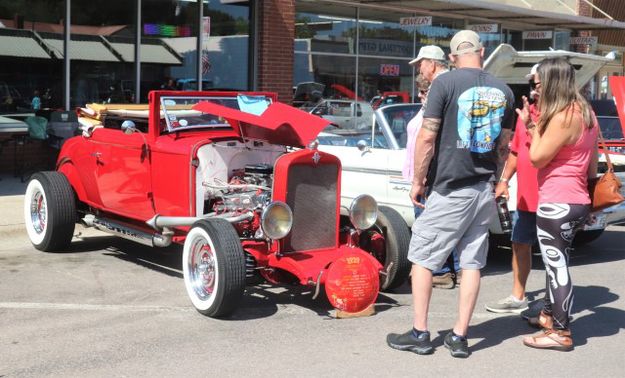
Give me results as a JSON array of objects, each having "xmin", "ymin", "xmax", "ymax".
[{"xmin": 499, "ymin": 178, "xmax": 509, "ymax": 184}]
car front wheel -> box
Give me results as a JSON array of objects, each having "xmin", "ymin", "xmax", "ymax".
[
  {"xmin": 182, "ymin": 219, "xmax": 246, "ymax": 317},
  {"xmin": 359, "ymin": 206, "xmax": 411, "ymax": 291},
  {"xmin": 23, "ymin": 172, "xmax": 76, "ymax": 251}
]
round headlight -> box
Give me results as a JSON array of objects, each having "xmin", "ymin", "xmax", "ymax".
[
  {"xmin": 261, "ymin": 201, "xmax": 293, "ymax": 240},
  {"xmin": 349, "ymin": 194, "xmax": 378, "ymax": 230}
]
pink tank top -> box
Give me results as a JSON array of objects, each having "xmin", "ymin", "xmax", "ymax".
[{"xmin": 537, "ymin": 111, "xmax": 598, "ymax": 205}]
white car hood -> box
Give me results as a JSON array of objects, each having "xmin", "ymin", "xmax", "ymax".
[{"xmin": 484, "ymin": 44, "xmax": 612, "ymax": 88}]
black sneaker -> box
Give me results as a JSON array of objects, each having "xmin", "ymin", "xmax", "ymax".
[
  {"xmin": 386, "ymin": 329, "xmax": 434, "ymax": 355},
  {"xmin": 444, "ymin": 332, "xmax": 470, "ymax": 358}
]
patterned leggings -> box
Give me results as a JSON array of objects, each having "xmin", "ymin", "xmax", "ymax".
[{"xmin": 536, "ymin": 203, "xmax": 590, "ymax": 330}]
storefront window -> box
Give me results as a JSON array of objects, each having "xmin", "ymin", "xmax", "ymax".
[
  {"xmin": 295, "ymin": 3, "xmax": 356, "ymax": 54},
  {"xmin": 554, "ymin": 31, "xmax": 571, "ymax": 51},
  {"xmin": 70, "ymin": 0, "xmax": 135, "ymax": 107},
  {"xmin": 356, "ymin": 9, "xmax": 414, "ymax": 101},
  {"xmin": 0, "ymin": 1, "xmax": 64, "ymax": 113},
  {"xmin": 163, "ymin": 0, "xmax": 250, "ymax": 93},
  {"xmin": 0, "ymin": 0, "xmax": 251, "ymax": 110},
  {"xmin": 294, "ymin": 3, "xmax": 496, "ymax": 112}
]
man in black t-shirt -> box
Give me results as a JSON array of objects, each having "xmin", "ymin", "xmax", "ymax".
[{"xmin": 386, "ymin": 30, "xmax": 514, "ymax": 358}]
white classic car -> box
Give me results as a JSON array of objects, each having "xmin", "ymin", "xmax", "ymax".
[
  {"xmin": 309, "ymin": 99, "xmax": 375, "ymax": 130},
  {"xmin": 318, "ymin": 45, "xmax": 625, "ymax": 246}
]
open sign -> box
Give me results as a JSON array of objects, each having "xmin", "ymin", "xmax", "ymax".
[{"xmin": 379, "ymin": 64, "xmax": 400, "ymax": 77}]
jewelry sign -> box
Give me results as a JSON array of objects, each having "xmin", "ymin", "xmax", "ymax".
[
  {"xmin": 399, "ymin": 16, "xmax": 432, "ymax": 28},
  {"xmin": 570, "ymin": 36, "xmax": 598, "ymax": 48}
]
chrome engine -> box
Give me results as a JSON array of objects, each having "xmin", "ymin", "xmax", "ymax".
[{"xmin": 203, "ymin": 163, "xmax": 274, "ymax": 238}]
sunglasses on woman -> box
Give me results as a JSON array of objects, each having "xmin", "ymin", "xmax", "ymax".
[{"xmin": 530, "ymin": 80, "xmax": 541, "ymax": 89}]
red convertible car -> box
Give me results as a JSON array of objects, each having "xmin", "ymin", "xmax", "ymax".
[{"xmin": 23, "ymin": 91, "xmax": 410, "ymax": 317}]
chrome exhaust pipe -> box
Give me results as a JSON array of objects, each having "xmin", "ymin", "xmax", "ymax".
[
  {"xmin": 82, "ymin": 215, "xmax": 172, "ymax": 247},
  {"xmin": 146, "ymin": 212, "xmax": 254, "ymax": 230}
]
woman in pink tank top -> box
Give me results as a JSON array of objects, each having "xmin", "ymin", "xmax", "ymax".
[{"xmin": 516, "ymin": 57, "xmax": 598, "ymax": 352}]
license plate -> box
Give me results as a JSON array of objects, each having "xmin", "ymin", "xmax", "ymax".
[{"xmin": 584, "ymin": 213, "xmax": 607, "ymax": 230}]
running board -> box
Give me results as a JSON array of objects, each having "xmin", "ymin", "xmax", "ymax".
[{"xmin": 82, "ymin": 215, "xmax": 172, "ymax": 247}]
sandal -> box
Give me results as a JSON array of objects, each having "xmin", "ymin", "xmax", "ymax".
[
  {"xmin": 522, "ymin": 328, "xmax": 573, "ymax": 352},
  {"xmin": 528, "ymin": 310, "xmax": 553, "ymax": 329}
]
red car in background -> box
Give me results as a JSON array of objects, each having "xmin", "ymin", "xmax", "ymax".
[{"xmin": 23, "ymin": 91, "xmax": 411, "ymax": 318}]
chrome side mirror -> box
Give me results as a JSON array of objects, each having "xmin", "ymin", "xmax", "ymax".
[
  {"xmin": 356, "ymin": 139, "xmax": 370, "ymax": 152},
  {"xmin": 121, "ymin": 120, "xmax": 137, "ymax": 135}
]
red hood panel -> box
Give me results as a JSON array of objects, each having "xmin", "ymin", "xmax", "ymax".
[
  {"xmin": 193, "ymin": 101, "xmax": 332, "ymax": 148},
  {"xmin": 609, "ymin": 76, "xmax": 625, "ymax": 141}
]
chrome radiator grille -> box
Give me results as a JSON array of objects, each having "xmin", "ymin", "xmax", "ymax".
[{"xmin": 282, "ymin": 163, "xmax": 338, "ymax": 252}]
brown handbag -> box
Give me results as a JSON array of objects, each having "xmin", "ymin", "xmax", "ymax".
[{"xmin": 588, "ymin": 126, "xmax": 624, "ymax": 212}]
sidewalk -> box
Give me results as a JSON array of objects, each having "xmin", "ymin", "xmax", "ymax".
[{"xmin": 0, "ymin": 174, "xmax": 27, "ymax": 237}]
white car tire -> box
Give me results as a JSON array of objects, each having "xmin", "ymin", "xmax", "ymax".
[
  {"xmin": 182, "ymin": 219, "xmax": 246, "ymax": 317},
  {"xmin": 24, "ymin": 172, "xmax": 76, "ymax": 251}
]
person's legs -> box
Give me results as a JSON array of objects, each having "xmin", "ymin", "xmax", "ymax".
[
  {"xmin": 454, "ymin": 221, "xmax": 490, "ymax": 336},
  {"xmin": 411, "ymin": 264, "xmax": 433, "ymax": 331},
  {"xmin": 388, "ymin": 188, "xmax": 478, "ymax": 355},
  {"xmin": 444, "ymin": 185, "xmax": 493, "ymax": 359},
  {"xmin": 485, "ymin": 210, "xmax": 536, "ymax": 313},
  {"xmin": 511, "ymin": 242, "xmax": 532, "ymax": 300},
  {"xmin": 454, "ymin": 268, "xmax": 480, "ymax": 336},
  {"xmin": 523, "ymin": 203, "xmax": 589, "ymax": 351},
  {"xmin": 536, "ymin": 204, "xmax": 588, "ymax": 329}
]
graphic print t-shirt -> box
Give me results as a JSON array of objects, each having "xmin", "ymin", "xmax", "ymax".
[{"xmin": 423, "ymin": 68, "xmax": 514, "ymax": 194}]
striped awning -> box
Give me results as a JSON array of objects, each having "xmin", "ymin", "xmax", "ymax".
[
  {"xmin": 107, "ymin": 40, "xmax": 183, "ymax": 65},
  {"xmin": 42, "ymin": 37, "xmax": 120, "ymax": 62},
  {"xmin": 0, "ymin": 29, "xmax": 51, "ymax": 59}
]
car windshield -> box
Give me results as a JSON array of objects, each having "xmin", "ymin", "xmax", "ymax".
[
  {"xmin": 597, "ymin": 116, "xmax": 624, "ymax": 141},
  {"xmin": 160, "ymin": 95, "xmax": 272, "ymax": 132},
  {"xmin": 380, "ymin": 104, "xmax": 422, "ymax": 148},
  {"xmin": 597, "ymin": 116, "xmax": 625, "ymax": 154},
  {"xmin": 317, "ymin": 129, "xmax": 388, "ymax": 149}
]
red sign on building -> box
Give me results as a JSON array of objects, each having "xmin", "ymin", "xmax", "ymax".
[{"xmin": 379, "ymin": 64, "xmax": 400, "ymax": 77}]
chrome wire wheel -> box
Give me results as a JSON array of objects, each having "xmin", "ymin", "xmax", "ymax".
[
  {"xmin": 182, "ymin": 219, "xmax": 246, "ymax": 317},
  {"xmin": 30, "ymin": 187, "xmax": 48, "ymax": 235},
  {"xmin": 188, "ymin": 236, "xmax": 218, "ymax": 302}
]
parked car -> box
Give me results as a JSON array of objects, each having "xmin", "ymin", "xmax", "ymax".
[
  {"xmin": 596, "ymin": 115, "xmax": 625, "ymax": 167},
  {"xmin": 23, "ymin": 91, "xmax": 412, "ymax": 317},
  {"xmin": 318, "ymin": 102, "xmax": 625, "ymax": 246},
  {"xmin": 318, "ymin": 45, "xmax": 625, "ymax": 247},
  {"xmin": 370, "ymin": 91, "xmax": 411, "ymax": 109},
  {"xmin": 309, "ymin": 99, "xmax": 375, "ymax": 130}
]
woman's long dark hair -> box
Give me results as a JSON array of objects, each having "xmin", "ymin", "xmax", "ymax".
[{"xmin": 536, "ymin": 57, "xmax": 594, "ymax": 135}]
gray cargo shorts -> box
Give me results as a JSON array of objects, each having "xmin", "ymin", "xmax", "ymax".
[{"xmin": 408, "ymin": 181, "xmax": 496, "ymax": 271}]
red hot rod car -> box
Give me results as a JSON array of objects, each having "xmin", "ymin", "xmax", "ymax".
[{"xmin": 24, "ymin": 91, "xmax": 411, "ymax": 317}]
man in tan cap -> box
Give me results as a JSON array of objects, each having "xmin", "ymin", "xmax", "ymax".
[
  {"xmin": 387, "ymin": 30, "xmax": 515, "ymax": 358},
  {"xmin": 409, "ymin": 45, "xmax": 448, "ymax": 84}
]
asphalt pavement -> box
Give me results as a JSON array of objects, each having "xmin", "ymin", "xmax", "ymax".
[{"xmin": 1, "ymin": 173, "xmax": 624, "ymax": 377}]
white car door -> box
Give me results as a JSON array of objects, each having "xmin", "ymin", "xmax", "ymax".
[{"xmin": 384, "ymin": 149, "xmax": 415, "ymax": 225}]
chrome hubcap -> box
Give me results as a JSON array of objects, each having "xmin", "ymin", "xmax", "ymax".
[
  {"xmin": 30, "ymin": 190, "xmax": 47, "ymax": 234},
  {"xmin": 189, "ymin": 238, "xmax": 216, "ymax": 300}
]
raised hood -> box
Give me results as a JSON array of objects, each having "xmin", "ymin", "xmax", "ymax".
[
  {"xmin": 193, "ymin": 100, "xmax": 332, "ymax": 148},
  {"xmin": 607, "ymin": 76, "xmax": 625, "ymax": 145},
  {"xmin": 484, "ymin": 43, "xmax": 612, "ymax": 89}
]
